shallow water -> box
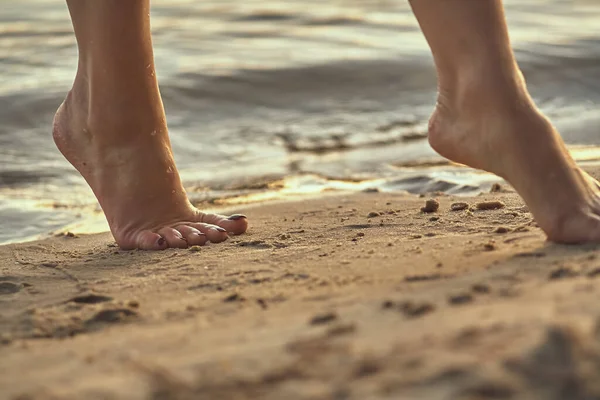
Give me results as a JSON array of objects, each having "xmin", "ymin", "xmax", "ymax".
[{"xmin": 1, "ymin": 0, "xmax": 600, "ymax": 244}]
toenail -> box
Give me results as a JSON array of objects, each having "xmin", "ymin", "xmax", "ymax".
[
  {"xmin": 194, "ymin": 232, "xmax": 206, "ymax": 236},
  {"xmin": 227, "ymin": 214, "xmax": 247, "ymax": 221},
  {"xmin": 157, "ymin": 237, "xmax": 166, "ymax": 246},
  {"xmin": 213, "ymin": 227, "xmax": 227, "ymax": 232}
]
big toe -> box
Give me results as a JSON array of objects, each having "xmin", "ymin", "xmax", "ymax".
[{"xmin": 198, "ymin": 212, "xmax": 248, "ymax": 235}]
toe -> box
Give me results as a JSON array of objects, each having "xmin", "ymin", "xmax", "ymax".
[
  {"xmin": 198, "ymin": 212, "xmax": 248, "ymax": 235},
  {"xmin": 189, "ymin": 222, "xmax": 229, "ymax": 243},
  {"xmin": 135, "ymin": 231, "xmax": 169, "ymax": 251},
  {"xmin": 158, "ymin": 227, "xmax": 189, "ymax": 249},
  {"xmin": 176, "ymin": 225, "xmax": 208, "ymax": 246}
]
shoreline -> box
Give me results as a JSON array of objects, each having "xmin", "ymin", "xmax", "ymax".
[
  {"xmin": 3, "ymin": 187, "xmax": 600, "ymax": 399},
  {"xmin": 4, "ymin": 144, "xmax": 600, "ymax": 246}
]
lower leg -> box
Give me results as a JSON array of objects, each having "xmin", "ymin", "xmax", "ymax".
[
  {"xmin": 56, "ymin": 0, "xmax": 248, "ymax": 250},
  {"xmin": 410, "ymin": 0, "xmax": 600, "ymax": 243}
]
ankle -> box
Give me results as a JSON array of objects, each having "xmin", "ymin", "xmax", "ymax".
[
  {"xmin": 428, "ymin": 66, "xmax": 553, "ymax": 177},
  {"xmin": 437, "ymin": 64, "xmax": 536, "ymax": 120},
  {"xmin": 64, "ymin": 71, "xmax": 167, "ymax": 145}
]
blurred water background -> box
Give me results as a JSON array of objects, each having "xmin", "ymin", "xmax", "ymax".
[{"xmin": 1, "ymin": 0, "xmax": 600, "ymax": 244}]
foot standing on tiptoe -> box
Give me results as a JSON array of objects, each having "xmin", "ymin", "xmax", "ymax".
[
  {"xmin": 54, "ymin": 0, "xmax": 248, "ymax": 250},
  {"xmin": 410, "ymin": 0, "xmax": 600, "ymax": 243}
]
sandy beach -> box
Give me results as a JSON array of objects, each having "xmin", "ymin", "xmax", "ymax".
[{"xmin": 3, "ymin": 173, "xmax": 600, "ymax": 400}]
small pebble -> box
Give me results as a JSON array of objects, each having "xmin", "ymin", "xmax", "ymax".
[
  {"xmin": 450, "ymin": 202, "xmax": 469, "ymax": 212},
  {"xmin": 309, "ymin": 312, "xmax": 338, "ymax": 325},
  {"xmin": 399, "ymin": 301, "xmax": 435, "ymax": 318},
  {"xmin": 495, "ymin": 227, "xmax": 509, "ymax": 234},
  {"xmin": 367, "ymin": 211, "xmax": 380, "ymax": 218},
  {"xmin": 549, "ymin": 266, "xmax": 579, "ymax": 280},
  {"xmin": 483, "ymin": 242, "xmax": 496, "ymax": 251},
  {"xmin": 189, "ymin": 246, "xmax": 202, "ymax": 252},
  {"xmin": 472, "ymin": 283, "xmax": 491, "ymax": 294},
  {"xmin": 223, "ymin": 293, "xmax": 246, "ymax": 303},
  {"xmin": 382, "ymin": 300, "xmax": 395, "ymax": 309},
  {"xmin": 476, "ymin": 201, "xmax": 506, "ymax": 211},
  {"xmin": 421, "ymin": 199, "xmax": 440, "ymax": 213},
  {"xmin": 448, "ymin": 293, "xmax": 474, "ymax": 305},
  {"xmin": 127, "ymin": 300, "xmax": 140, "ymax": 308}
]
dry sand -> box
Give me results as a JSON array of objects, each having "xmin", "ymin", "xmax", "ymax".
[{"xmin": 3, "ymin": 185, "xmax": 600, "ymax": 399}]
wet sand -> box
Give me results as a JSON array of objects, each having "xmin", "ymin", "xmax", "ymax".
[{"xmin": 3, "ymin": 171, "xmax": 600, "ymax": 400}]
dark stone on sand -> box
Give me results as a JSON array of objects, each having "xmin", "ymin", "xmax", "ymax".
[
  {"xmin": 450, "ymin": 202, "xmax": 469, "ymax": 211},
  {"xmin": 429, "ymin": 216, "xmax": 440, "ymax": 222},
  {"xmin": 128, "ymin": 300, "xmax": 140, "ymax": 308},
  {"xmin": 495, "ymin": 227, "xmax": 509, "ymax": 234},
  {"xmin": 421, "ymin": 199, "xmax": 440, "ymax": 213},
  {"xmin": 256, "ymin": 299, "xmax": 268, "ymax": 309},
  {"xmin": 382, "ymin": 300, "xmax": 395, "ymax": 309},
  {"xmin": 475, "ymin": 201, "xmax": 505, "ymax": 210},
  {"xmin": 483, "ymin": 242, "xmax": 497, "ymax": 251},
  {"xmin": 367, "ymin": 211, "xmax": 380, "ymax": 218},
  {"xmin": 399, "ymin": 301, "xmax": 435, "ymax": 318},
  {"xmin": 0, "ymin": 282, "xmax": 21, "ymax": 295},
  {"xmin": 548, "ymin": 266, "xmax": 579, "ymax": 280},
  {"xmin": 404, "ymin": 273, "xmax": 443, "ymax": 282},
  {"xmin": 309, "ymin": 312, "xmax": 338, "ymax": 325},
  {"xmin": 448, "ymin": 293, "xmax": 474, "ymax": 305},
  {"xmin": 69, "ymin": 294, "xmax": 113, "ymax": 304},
  {"xmin": 472, "ymin": 283, "xmax": 491, "ymax": 294},
  {"xmin": 223, "ymin": 293, "xmax": 246, "ymax": 302},
  {"xmin": 87, "ymin": 308, "xmax": 138, "ymax": 324}
]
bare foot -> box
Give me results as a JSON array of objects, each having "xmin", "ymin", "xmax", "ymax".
[
  {"xmin": 428, "ymin": 75, "xmax": 600, "ymax": 244},
  {"xmin": 53, "ymin": 87, "xmax": 248, "ymax": 250}
]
